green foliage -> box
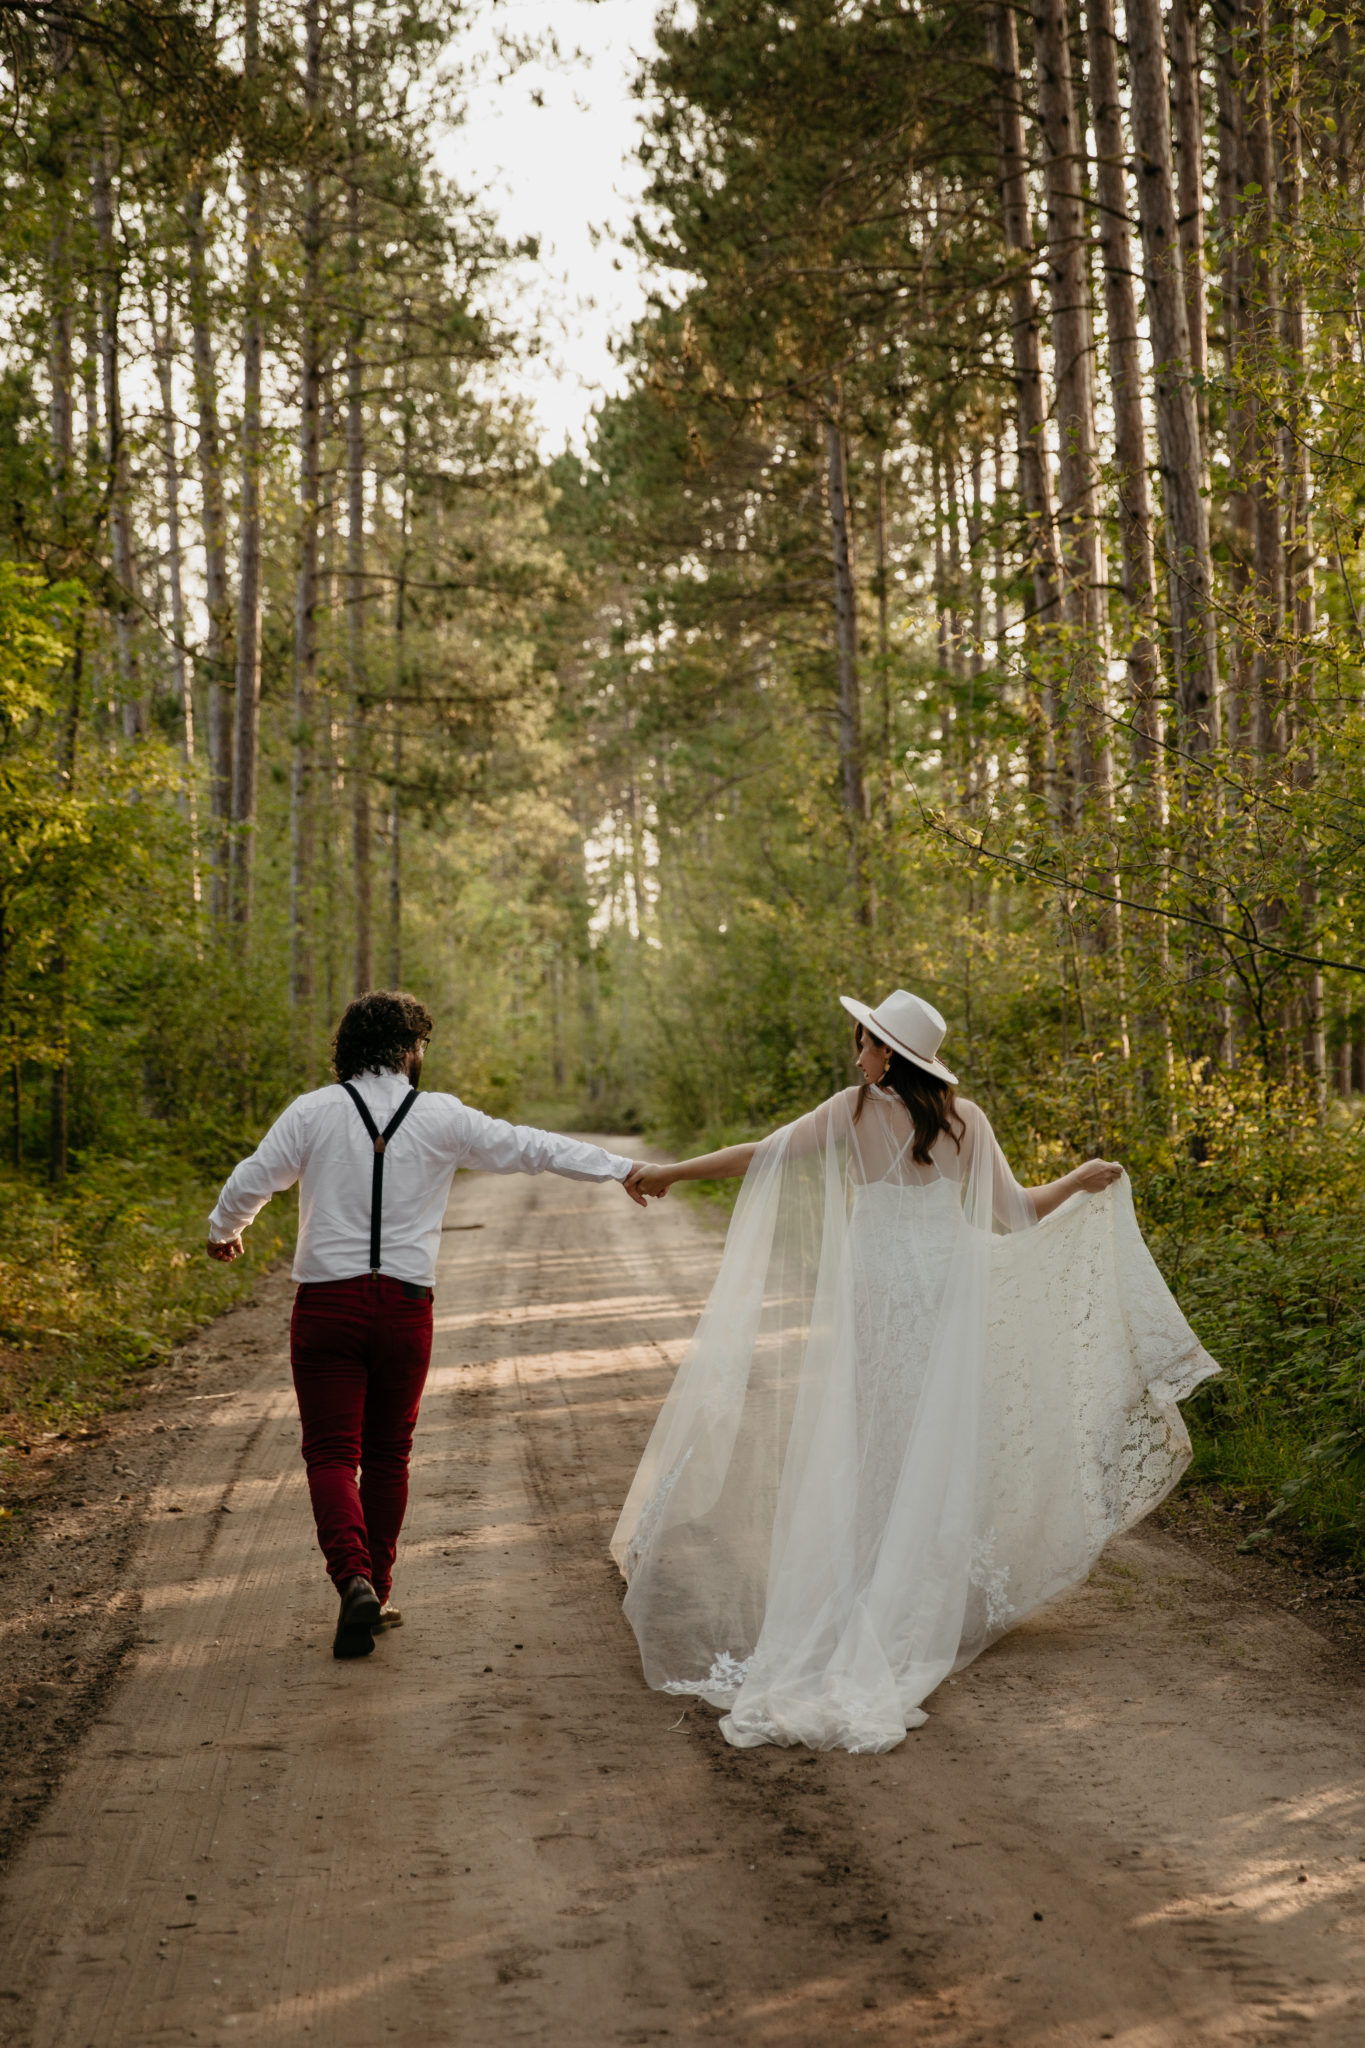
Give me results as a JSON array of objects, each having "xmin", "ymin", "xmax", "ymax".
[{"xmin": 0, "ymin": 1151, "xmax": 294, "ymax": 1500}]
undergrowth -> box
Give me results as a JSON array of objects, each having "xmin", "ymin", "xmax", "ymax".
[{"xmin": 0, "ymin": 1154, "xmax": 295, "ymax": 1514}]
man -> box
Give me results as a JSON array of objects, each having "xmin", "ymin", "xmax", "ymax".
[{"xmin": 208, "ymin": 989, "xmax": 645, "ymax": 1659}]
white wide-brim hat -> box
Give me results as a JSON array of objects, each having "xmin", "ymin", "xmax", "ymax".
[{"xmin": 839, "ymin": 988, "xmax": 958, "ymax": 1086}]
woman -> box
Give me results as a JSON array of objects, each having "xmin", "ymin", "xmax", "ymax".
[{"xmin": 614, "ymin": 989, "xmax": 1217, "ymax": 1754}]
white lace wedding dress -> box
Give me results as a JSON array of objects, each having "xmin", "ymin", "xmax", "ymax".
[{"xmin": 612, "ymin": 1086, "xmax": 1218, "ymax": 1753}]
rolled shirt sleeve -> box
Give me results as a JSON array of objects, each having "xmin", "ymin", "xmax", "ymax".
[
  {"xmin": 457, "ymin": 1112, "xmax": 636, "ymax": 1183},
  {"xmin": 208, "ymin": 1099, "xmax": 309, "ymax": 1242}
]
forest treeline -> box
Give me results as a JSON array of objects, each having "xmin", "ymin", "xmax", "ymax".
[{"xmin": 3, "ymin": 0, "xmax": 1365, "ymax": 1557}]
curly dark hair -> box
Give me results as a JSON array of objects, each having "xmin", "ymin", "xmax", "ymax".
[{"xmin": 331, "ymin": 990, "xmax": 434, "ymax": 1083}]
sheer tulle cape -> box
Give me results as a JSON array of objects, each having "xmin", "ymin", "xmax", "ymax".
[{"xmin": 611, "ymin": 1087, "xmax": 1218, "ymax": 1754}]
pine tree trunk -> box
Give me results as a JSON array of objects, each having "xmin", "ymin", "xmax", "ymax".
[
  {"xmin": 1214, "ymin": 0, "xmax": 1255, "ymax": 753},
  {"xmin": 1275, "ymin": 22, "xmax": 1324, "ymax": 1087},
  {"xmin": 968, "ymin": 444, "xmax": 985, "ymax": 683},
  {"xmin": 153, "ymin": 316, "xmax": 191, "ymax": 766},
  {"xmin": 989, "ymin": 1, "xmax": 1062, "ymax": 797},
  {"xmin": 1085, "ymin": 0, "xmax": 1163, "ymax": 765},
  {"xmin": 1169, "ymin": 0, "xmax": 1209, "ymax": 468},
  {"xmin": 184, "ymin": 182, "xmax": 233, "ymax": 921},
  {"xmin": 992, "ymin": 435, "xmax": 1008, "ymax": 661},
  {"xmin": 947, "ymin": 450, "xmax": 965, "ymax": 682},
  {"xmin": 1125, "ymin": 0, "xmax": 1221, "ymax": 753},
  {"xmin": 388, "ymin": 730, "xmax": 402, "ymax": 987},
  {"xmin": 1244, "ymin": 0, "xmax": 1285, "ymax": 759},
  {"xmin": 47, "ymin": 210, "xmax": 75, "ymax": 1188},
  {"xmin": 825, "ymin": 408, "xmax": 867, "ymax": 834},
  {"xmin": 346, "ymin": 10, "xmax": 372, "ymax": 994},
  {"xmin": 48, "ymin": 216, "xmax": 73, "ymax": 517},
  {"xmin": 291, "ymin": 0, "xmax": 324, "ymax": 1014},
  {"xmin": 933, "ymin": 442, "xmax": 950, "ymax": 677},
  {"xmin": 875, "ymin": 445, "xmax": 892, "ymax": 813},
  {"xmin": 1276, "ymin": 6, "xmax": 1314, "ymax": 718},
  {"xmin": 1032, "ymin": 0, "xmax": 1110, "ymax": 807},
  {"xmin": 390, "ymin": 384, "xmax": 413, "ymax": 989},
  {"xmin": 232, "ymin": 0, "xmax": 264, "ymax": 932},
  {"xmin": 91, "ymin": 134, "xmax": 143, "ymax": 739},
  {"xmin": 347, "ymin": 326, "xmax": 371, "ymax": 993}
]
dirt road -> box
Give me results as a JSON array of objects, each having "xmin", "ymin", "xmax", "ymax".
[{"xmin": 3, "ymin": 1152, "xmax": 1365, "ymax": 2047}]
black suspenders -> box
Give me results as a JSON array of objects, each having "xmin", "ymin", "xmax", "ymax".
[{"xmin": 340, "ymin": 1083, "xmax": 419, "ymax": 1276}]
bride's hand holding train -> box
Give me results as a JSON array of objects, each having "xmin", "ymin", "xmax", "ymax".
[{"xmin": 1029, "ymin": 1154, "xmax": 1123, "ymax": 1217}]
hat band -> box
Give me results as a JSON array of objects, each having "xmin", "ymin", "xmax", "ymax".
[{"xmin": 873, "ymin": 1021, "xmax": 942, "ymax": 1066}]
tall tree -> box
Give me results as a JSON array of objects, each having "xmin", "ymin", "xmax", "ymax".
[
  {"xmin": 231, "ymin": 0, "xmax": 264, "ymax": 932},
  {"xmin": 989, "ymin": 1, "xmax": 1062, "ymax": 790},
  {"xmin": 290, "ymin": 0, "xmax": 324, "ymax": 1012},
  {"xmin": 1169, "ymin": 0, "xmax": 1210, "ymax": 468},
  {"xmin": 1032, "ymin": 0, "xmax": 1110, "ymax": 804},
  {"xmin": 1085, "ymin": 0, "xmax": 1163, "ymax": 764},
  {"xmin": 345, "ymin": 0, "xmax": 372, "ymax": 991},
  {"xmin": 1126, "ymin": 0, "xmax": 1221, "ymax": 753},
  {"xmin": 92, "ymin": 127, "xmax": 143, "ymax": 738}
]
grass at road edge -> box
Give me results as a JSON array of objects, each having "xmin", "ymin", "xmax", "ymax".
[{"xmin": 0, "ymin": 1155, "xmax": 296, "ymax": 1524}]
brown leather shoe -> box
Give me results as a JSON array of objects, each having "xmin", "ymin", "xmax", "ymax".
[
  {"xmin": 333, "ymin": 1575, "xmax": 381, "ymax": 1659},
  {"xmin": 374, "ymin": 1603, "xmax": 404, "ymax": 1631}
]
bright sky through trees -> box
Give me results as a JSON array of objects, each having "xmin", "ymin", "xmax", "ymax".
[{"xmin": 438, "ymin": 0, "xmax": 657, "ymax": 450}]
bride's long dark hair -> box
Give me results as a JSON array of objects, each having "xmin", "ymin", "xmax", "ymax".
[{"xmin": 852, "ymin": 1022, "xmax": 965, "ymax": 1165}]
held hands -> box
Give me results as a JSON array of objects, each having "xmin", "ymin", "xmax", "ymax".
[
  {"xmin": 206, "ymin": 1236, "xmax": 245, "ymax": 1262},
  {"xmin": 1074, "ymin": 1158, "xmax": 1123, "ymax": 1194},
  {"xmin": 624, "ymin": 1164, "xmax": 674, "ymax": 1202}
]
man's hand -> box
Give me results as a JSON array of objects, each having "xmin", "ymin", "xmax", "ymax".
[
  {"xmin": 621, "ymin": 1167, "xmax": 648, "ymax": 1208},
  {"xmin": 207, "ymin": 1236, "xmax": 245, "ymax": 1263}
]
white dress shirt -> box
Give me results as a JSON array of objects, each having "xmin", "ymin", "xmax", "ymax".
[{"xmin": 208, "ymin": 1068, "xmax": 636, "ymax": 1288}]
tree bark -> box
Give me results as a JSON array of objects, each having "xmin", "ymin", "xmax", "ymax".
[
  {"xmin": 1126, "ymin": 0, "xmax": 1221, "ymax": 753},
  {"xmin": 1085, "ymin": 0, "xmax": 1163, "ymax": 765},
  {"xmin": 932, "ymin": 442, "xmax": 950, "ymax": 678},
  {"xmin": 825, "ymin": 407, "xmax": 868, "ymax": 843},
  {"xmin": 968, "ymin": 443, "xmax": 984, "ymax": 683},
  {"xmin": 1276, "ymin": 5, "xmax": 1314, "ymax": 715},
  {"xmin": 1244, "ymin": 0, "xmax": 1285, "ymax": 759},
  {"xmin": 47, "ymin": 215, "xmax": 74, "ymax": 522},
  {"xmin": 232, "ymin": 0, "xmax": 265, "ymax": 932},
  {"xmin": 290, "ymin": 0, "xmax": 324, "ymax": 1013},
  {"xmin": 346, "ymin": 5, "xmax": 372, "ymax": 994},
  {"xmin": 1213, "ymin": 0, "xmax": 1255, "ymax": 753},
  {"xmin": 1274, "ymin": 15, "xmax": 1323, "ymax": 1087},
  {"xmin": 1032, "ymin": 0, "xmax": 1110, "ymax": 805},
  {"xmin": 874, "ymin": 444, "xmax": 893, "ymax": 813},
  {"xmin": 1169, "ymin": 0, "xmax": 1209, "ymax": 468},
  {"xmin": 989, "ymin": 1, "xmax": 1062, "ymax": 797},
  {"xmin": 992, "ymin": 434, "xmax": 1008, "ymax": 661},
  {"xmin": 47, "ymin": 209, "xmax": 76, "ymax": 1188},
  {"xmin": 391, "ymin": 411, "xmax": 411, "ymax": 991},
  {"xmin": 153, "ymin": 313, "xmax": 191, "ymax": 765},
  {"xmin": 91, "ymin": 132, "xmax": 143, "ymax": 739},
  {"xmin": 184, "ymin": 181, "xmax": 233, "ymax": 921}
]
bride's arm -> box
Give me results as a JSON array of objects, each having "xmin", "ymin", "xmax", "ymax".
[
  {"xmin": 632, "ymin": 1088, "xmax": 854, "ymax": 1199},
  {"xmin": 632, "ymin": 1142, "xmax": 757, "ymax": 1198},
  {"xmin": 1027, "ymin": 1157, "xmax": 1123, "ymax": 1219}
]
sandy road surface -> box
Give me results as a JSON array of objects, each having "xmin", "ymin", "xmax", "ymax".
[{"xmin": 3, "ymin": 1154, "xmax": 1365, "ymax": 2048}]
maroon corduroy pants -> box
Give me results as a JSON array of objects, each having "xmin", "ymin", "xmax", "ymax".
[{"xmin": 290, "ymin": 1274, "xmax": 433, "ymax": 1602}]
